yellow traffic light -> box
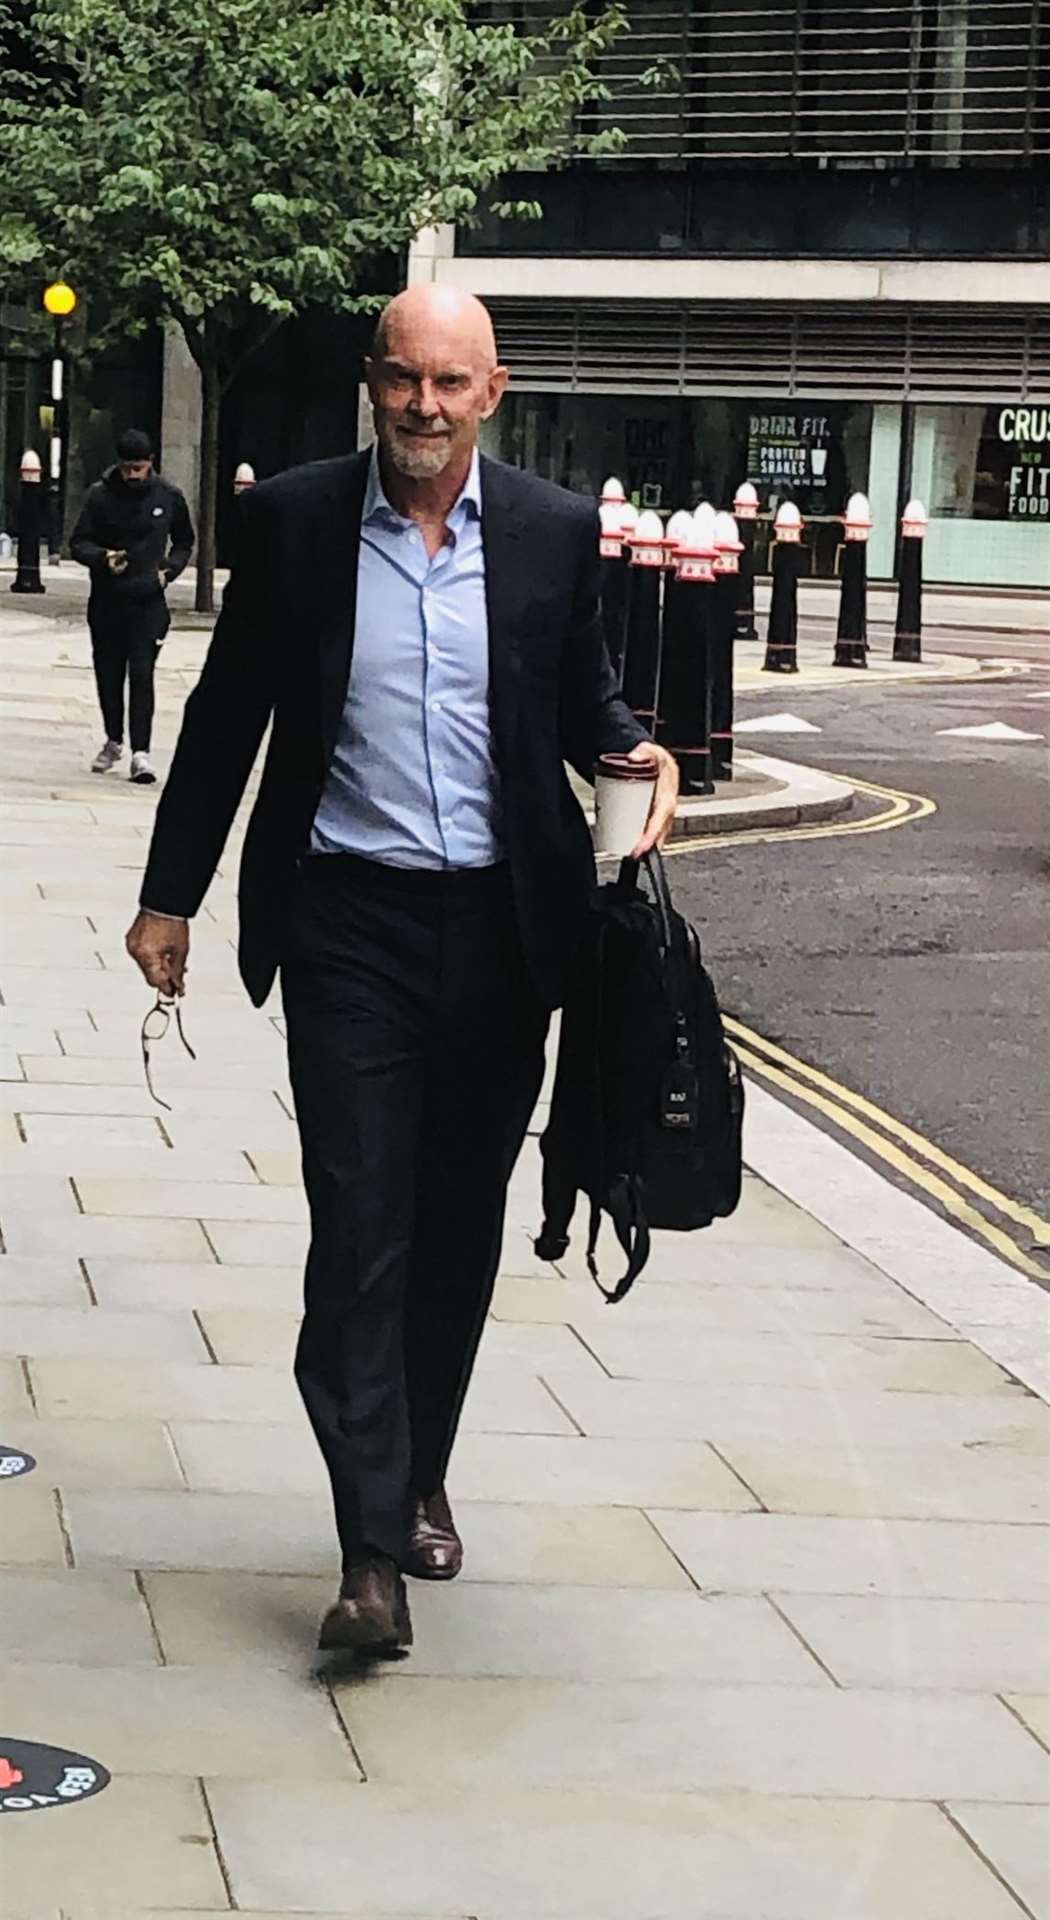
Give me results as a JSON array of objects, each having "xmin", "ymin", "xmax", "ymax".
[{"xmin": 43, "ymin": 281, "xmax": 77, "ymax": 317}]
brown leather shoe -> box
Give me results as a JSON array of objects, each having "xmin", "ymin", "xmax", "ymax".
[
  {"xmin": 403, "ymin": 1485, "xmax": 463, "ymax": 1581},
  {"xmin": 318, "ymin": 1554, "xmax": 413, "ymax": 1657}
]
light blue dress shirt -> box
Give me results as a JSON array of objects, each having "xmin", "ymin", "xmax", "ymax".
[{"xmin": 311, "ymin": 447, "xmax": 503, "ymax": 869}]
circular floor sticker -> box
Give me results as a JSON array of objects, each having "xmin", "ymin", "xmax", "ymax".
[
  {"xmin": 0, "ymin": 1740, "xmax": 110, "ymax": 1812},
  {"xmin": 0, "ymin": 1446, "xmax": 36, "ymax": 1480}
]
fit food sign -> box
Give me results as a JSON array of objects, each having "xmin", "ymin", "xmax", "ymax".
[{"xmin": 997, "ymin": 407, "xmax": 1050, "ymax": 519}]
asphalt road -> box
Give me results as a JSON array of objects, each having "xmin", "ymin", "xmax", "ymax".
[{"xmin": 673, "ymin": 639, "xmax": 1050, "ymax": 1238}]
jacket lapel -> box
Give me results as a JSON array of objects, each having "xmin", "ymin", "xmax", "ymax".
[
  {"xmin": 479, "ymin": 454, "xmax": 526, "ymax": 771},
  {"xmin": 315, "ymin": 451, "xmax": 370, "ymax": 773}
]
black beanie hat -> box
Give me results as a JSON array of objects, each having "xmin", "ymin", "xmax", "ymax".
[{"xmin": 115, "ymin": 428, "xmax": 153, "ymax": 461}]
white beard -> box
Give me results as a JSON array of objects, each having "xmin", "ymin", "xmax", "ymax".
[{"xmin": 386, "ymin": 429, "xmax": 455, "ymax": 479}]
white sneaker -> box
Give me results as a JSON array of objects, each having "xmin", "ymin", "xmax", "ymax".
[
  {"xmin": 129, "ymin": 751, "xmax": 157, "ymax": 785},
  {"xmin": 91, "ymin": 740, "xmax": 123, "ymax": 774}
]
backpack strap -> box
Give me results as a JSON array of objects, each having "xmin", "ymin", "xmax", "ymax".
[{"xmin": 586, "ymin": 1180, "xmax": 651, "ymax": 1304}]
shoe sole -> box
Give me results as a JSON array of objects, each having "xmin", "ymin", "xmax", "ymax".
[{"xmin": 130, "ymin": 771, "xmax": 157, "ymax": 784}]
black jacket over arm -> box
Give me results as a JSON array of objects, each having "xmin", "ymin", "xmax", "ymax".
[{"xmin": 140, "ymin": 451, "xmax": 646, "ymax": 1009}]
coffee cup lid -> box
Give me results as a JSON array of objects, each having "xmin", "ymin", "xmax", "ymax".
[{"xmin": 596, "ymin": 752, "xmax": 658, "ymax": 783}]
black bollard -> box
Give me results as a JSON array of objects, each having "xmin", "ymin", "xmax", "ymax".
[
  {"xmin": 10, "ymin": 464, "xmax": 46, "ymax": 595},
  {"xmin": 893, "ymin": 501, "xmax": 926, "ymax": 662},
  {"xmin": 656, "ymin": 515, "xmax": 714, "ymax": 795},
  {"xmin": 620, "ymin": 511, "xmax": 666, "ymax": 733},
  {"xmin": 833, "ymin": 493, "xmax": 871, "ymax": 669},
  {"xmin": 833, "ymin": 544, "xmax": 868, "ymax": 668},
  {"xmin": 733, "ymin": 484, "xmax": 759, "ymax": 640},
  {"xmin": 763, "ymin": 506, "xmax": 802, "ymax": 672},
  {"xmin": 710, "ymin": 511, "xmax": 742, "ymax": 779},
  {"xmin": 600, "ymin": 549, "xmax": 630, "ymax": 682}
]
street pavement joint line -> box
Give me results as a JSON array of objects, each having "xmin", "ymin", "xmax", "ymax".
[
  {"xmin": 726, "ymin": 1017, "xmax": 1050, "ymax": 1253},
  {"xmin": 639, "ymin": 1507, "xmax": 703, "ymax": 1591},
  {"xmin": 192, "ymin": 1308, "xmax": 221, "ymax": 1364},
  {"xmin": 52, "ymin": 1487, "xmax": 75, "ymax": 1568},
  {"xmin": 705, "ymin": 1441, "xmax": 769, "ymax": 1513},
  {"xmin": 998, "ymin": 1694, "xmax": 1050, "ymax": 1757},
  {"xmin": 733, "ymin": 1043, "xmax": 1049, "ymax": 1283},
  {"xmin": 537, "ymin": 1373, "xmax": 586, "ymax": 1436},
  {"xmin": 19, "ymin": 1356, "xmax": 38, "ymax": 1411},
  {"xmin": 162, "ymin": 1421, "xmax": 191, "ymax": 1490},
  {"xmin": 77, "ymin": 1256, "xmax": 98, "ymax": 1305},
  {"xmin": 322, "ymin": 1675, "xmax": 370, "ymax": 1781},
  {"xmin": 663, "ymin": 773, "xmax": 936, "ymax": 859},
  {"xmin": 762, "ymin": 1592, "xmax": 843, "ymax": 1690},
  {"xmin": 196, "ymin": 1777, "xmax": 239, "ymax": 1908},
  {"xmin": 133, "ymin": 1567, "xmax": 169, "ymax": 1666},
  {"xmin": 936, "ymin": 1801, "xmax": 1040, "ymax": 1920}
]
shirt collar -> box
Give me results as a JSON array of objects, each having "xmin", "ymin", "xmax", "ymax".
[{"xmin": 364, "ymin": 444, "xmax": 482, "ymax": 529}]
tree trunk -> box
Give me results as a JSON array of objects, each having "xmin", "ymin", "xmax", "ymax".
[{"xmin": 195, "ymin": 351, "xmax": 221, "ymax": 615}]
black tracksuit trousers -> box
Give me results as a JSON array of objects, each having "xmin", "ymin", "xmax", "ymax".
[
  {"xmin": 281, "ymin": 853, "xmax": 548, "ymax": 1573},
  {"xmin": 91, "ymin": 625, "xmax": 159, "ymax": 753}
]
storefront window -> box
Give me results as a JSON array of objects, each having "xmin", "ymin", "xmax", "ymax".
[
  {"xmin": 487, "ymin": 392, "xmax": 873, "ymax": 575},
  {"xmin": 919, "ymin": 403, "xmax": 1050, "ymax": 523}
]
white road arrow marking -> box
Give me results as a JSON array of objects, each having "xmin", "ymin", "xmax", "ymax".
[
  {"xmin": 735, "ymin": 713, "xmax": 823, "ymax": 734},
  {"xmin": 936, "ymin": 721, "xmax": 1044, "ymax": 741}
]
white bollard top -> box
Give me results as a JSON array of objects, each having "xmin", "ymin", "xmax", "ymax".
[
  {"xmin": 844, "ymin": 491, "xmax": 872, "ymax": 540},
  {"xmin": 773, "ymin": 500, "xmax": 803, "ymax": 542},
  {"xmin": 20, "ymin": 449, "xmax": 43, "ymax": 482},
  {"xmin": 733, "ymin": 480, "xmax": 759, "ymax": 520},
  {"xmin": 901, "ymin": 498, "xmax": 928, "ymax": 538},
  {"xmin": 713, "ymin": 510, "xmax": 742, "ymax": 553},
  {"xmin": 627, "ymin": 508, "xmax": 667, "ymax": 569},
  {"xmin": 233, "ymin": 461, "xmax": 257, "ymax": 493},
  {"xmin": 600, "ymin": 475, "xmax": 626, "ymax": 504}
]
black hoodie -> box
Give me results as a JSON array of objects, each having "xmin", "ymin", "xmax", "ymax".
[{"xmin": 70, "ymin": 465, "xmax": 195, "ymax": 643}]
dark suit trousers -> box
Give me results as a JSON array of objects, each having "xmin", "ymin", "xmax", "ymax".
[{"xmin": 281, "ymin": 853, "xmax": 549, "ymax": 1571}]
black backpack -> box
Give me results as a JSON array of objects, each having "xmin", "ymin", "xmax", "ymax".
[{"xmin": 534, "ymin": 851, "xmax": 744, "ymax": 1303}]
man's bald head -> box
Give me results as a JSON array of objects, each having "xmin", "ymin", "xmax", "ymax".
[
  {"xmin": 373, "ymin": 285, "xmax": 499, "ymax": 372},
  {"xmin": 366, "ymin": 285, "xmax": 508, "ymax": 485}
]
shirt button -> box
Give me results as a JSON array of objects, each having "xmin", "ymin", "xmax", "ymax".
[{"xmin": 430, "ymin": 700, "xmax": 442, "ymax": 712}]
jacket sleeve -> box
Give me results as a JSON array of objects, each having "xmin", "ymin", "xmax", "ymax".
[
  {"xmin": 558, "ymin": 503, "xmax": 647, "ymax": 785},
  {"xmin": 69, "ymin": 489, "xmax": 107, "ymax": 571},
  {"xmin": 139, "ymin": 490, "xmax": 274, "ymax": 918},
  {"xmin": 163, "ymin": 490, "xmax": 195, "ymax": 582}
]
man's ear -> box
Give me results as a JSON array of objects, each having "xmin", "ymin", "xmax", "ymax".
[{"xmin": 481, "ymin": 365, "xmax": 509, "ymax": 420}]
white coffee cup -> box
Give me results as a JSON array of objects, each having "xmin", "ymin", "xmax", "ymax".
[{"xmin": 594, "ymin": 752, "xmax": 657, "ymax": 858}]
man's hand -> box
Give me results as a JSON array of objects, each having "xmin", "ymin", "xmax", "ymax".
[
  {"xmin": 105, "ymin": 548, "xmax": 128, "ymax": 574},
  {"xmin": 126, "ymin": 911, "xmax": 189, "ymax": 996},
  {"xmin": 627, "ymin": 741, "xmax": 679, "ymax": 861},
  {"xmin": 157, "ymin": 568, "xmax": 170, "ymax": 589}
]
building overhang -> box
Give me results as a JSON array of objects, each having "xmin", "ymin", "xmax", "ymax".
[{"xmin": 433, "ymin": 256, "xmax": 1050, "ymax": 308}]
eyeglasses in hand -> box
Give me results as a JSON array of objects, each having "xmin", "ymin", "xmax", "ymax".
[{"xmin": 140, "ymin": 994, "xmax": 196, "ymax": 1111}]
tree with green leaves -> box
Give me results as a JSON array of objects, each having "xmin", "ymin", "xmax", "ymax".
[{"xmin": 0, "ymin": 0, "xmax": 629, "ymax": 608}]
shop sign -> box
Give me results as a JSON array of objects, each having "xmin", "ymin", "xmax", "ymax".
[
  {"xmin": 0, "ymin": 1445, "xmax": 36, "ymax": 1480},
  {"xmin": 997, "ymin": 407, "xmax": 1050, "ymax": 520},
  {"xmin": 0, "ymin": 1739, "xmax": 110, "ymax": 1813},
  {"xmin": 747, "ymin": 413, "xmax": 830, "ymax": 491}
]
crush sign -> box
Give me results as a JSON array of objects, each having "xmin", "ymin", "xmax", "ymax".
[{"xmin": 0, "ymin": 1739, "xmax": 110, "ymax": 1813}]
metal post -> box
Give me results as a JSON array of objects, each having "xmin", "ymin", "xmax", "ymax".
[
  {"xmin": 733, "ymin": 481, "xmax": 759, "ymax": 639},
  {"xmin": 621, "ymin": 509, "xmax": 666, "ymax": 733},
  {"xmin": 763, "ymin": 502, "xmax": 803, "ymax": 672},
  {"xmin": 893, "ymin": 498, "xmax": 926, "ymax": 662},
  {"xmin": 657, "ymin": 509, "xmax": 715, "ymax": 795},
  {"xmin": 10, "ymin": 450, "xmax": 45, "ymax": 594},
  {"xmin": 833, "ymin": 492, "xmax": 872, "ymax": 669},
  {"xmin": 711, "ymin": 509, "xmax": 742, "ymax": 779},
  {"xmin": 47, "ymin": 316, "xmax": 65, "ymax": 560}
]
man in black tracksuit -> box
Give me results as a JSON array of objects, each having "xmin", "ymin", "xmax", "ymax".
[{"xmin": 70, "ymin": 428, "xmax": 195, "ymax": 784}]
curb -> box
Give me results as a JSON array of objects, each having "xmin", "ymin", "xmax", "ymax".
[{"xmin": 669, "ymin": 751, "xmax": 855, "ymax": 838}]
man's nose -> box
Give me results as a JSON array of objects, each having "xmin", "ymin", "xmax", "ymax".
[{"xmin": 412, "ymin": 380, "xmax": 441, "ymax": 418}]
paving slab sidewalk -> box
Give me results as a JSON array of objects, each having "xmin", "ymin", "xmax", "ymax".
[{"xmin": 1, "ymin": 603, "xmax": 1048, "ymax": 1918}]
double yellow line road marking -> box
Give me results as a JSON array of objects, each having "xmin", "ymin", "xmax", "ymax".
[
  {"xmin": 660, "ymin": 762, "xmax": 1047, "ymax": 1280},
  {"xmin": 728, "ymin": 1020, "xmax": 1050, "ymax": 1281},
  {"xmin": 662, "ymin": 772, "xmax": 936, "ymax": 858}
]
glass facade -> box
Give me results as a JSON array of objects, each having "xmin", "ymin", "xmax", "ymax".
[
  {"xmin": 484, "ymin": 388, "xmax": 1050, "ymax": 586},
  {"xmin": 486, "ymin": 391, "xmax": 874, "ymax": 577}
]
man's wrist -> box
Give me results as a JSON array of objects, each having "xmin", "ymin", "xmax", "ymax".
[{"xmin": 139, "ymin": 906, "xmax": 189, "ymax": 924}]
